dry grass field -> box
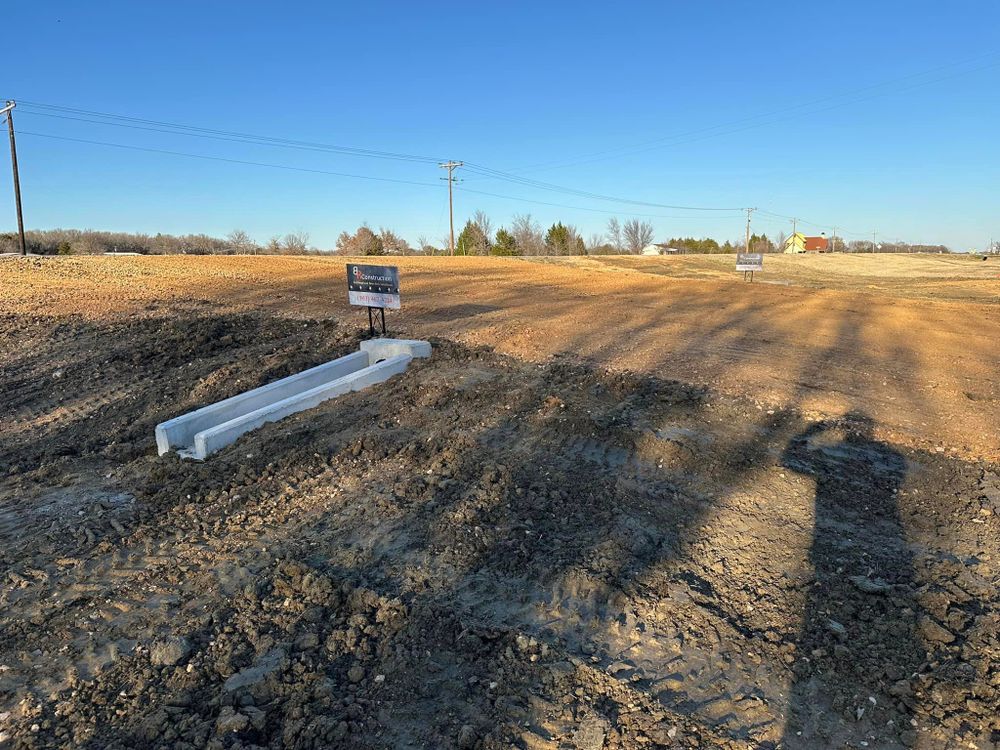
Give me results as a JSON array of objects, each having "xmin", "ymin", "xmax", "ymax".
[{"xmin": 1, "ymin": 253, "xmax": 998, "ymax": 749}]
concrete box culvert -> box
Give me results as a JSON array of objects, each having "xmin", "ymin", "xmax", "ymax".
[{"xmin": 155, "ymin": 339, "xmax": 430, "ymax": 460}]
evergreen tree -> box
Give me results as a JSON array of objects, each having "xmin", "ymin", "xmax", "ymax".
[
  {"xmin": 491, "ymin": 228, "xmax": 519, "ymax": 256},
  {"xmin": 544, "ymin": 222, "xmax": 584, "ymax": 255},
  {"xmin": 456, "ymin": 220, "xmax": 490, "ymax": 255}
]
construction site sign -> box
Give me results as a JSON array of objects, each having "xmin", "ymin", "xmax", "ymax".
[
  {"xmin": 347, "ymin": 264, "xmax": 400, "ymax": 309},
  {"xmin": 736, "ymin": 252, "xmax": 763, "ymax": 272}
]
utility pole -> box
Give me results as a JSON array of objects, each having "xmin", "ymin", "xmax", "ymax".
[
  {"xmin": 872, "ymin": 230, "xmax": 877, "ymax": 253},
  {"xmin": 438, "ymin": 161, "xmax": 463, "ymax": 255},
  {"xmin": 744, "ymin": 207, "xmax": 756, "ymax": 254},
  {"xmin": 791, "ymin": 217, "xmax": 797, "ymax": 252},
  {"xmin": 2, "ymin": 100, "xmax": 26, "ymax": 256},
  {"xmin": 832, "ymin": 226, "xmax": 837, "ymax": 253}
]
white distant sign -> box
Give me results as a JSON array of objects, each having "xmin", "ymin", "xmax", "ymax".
[{"xmin": 736, "ymin": 252, "xmax": 763, "ymax": 272}]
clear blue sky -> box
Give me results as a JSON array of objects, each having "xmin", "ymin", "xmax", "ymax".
[{"xmin": 5, "ymin": 1, "xmax": 999, "ymax": 251}]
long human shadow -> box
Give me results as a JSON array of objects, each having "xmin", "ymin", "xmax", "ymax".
[{"xmin": 779, "ymin": 413, "xmax": 921, "ymax": 748}]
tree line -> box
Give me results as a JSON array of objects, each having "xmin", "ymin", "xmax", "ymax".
[
  {"xmin": 1, "ymin": 218, "xmax": 951, "ymax": 256},
  {"xmin": 0, "ymin": 228, "xmax": 317, "ymax": 256}
]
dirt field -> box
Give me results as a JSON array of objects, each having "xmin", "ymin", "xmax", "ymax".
[
  {"xmin": 1, "ymin": 254, "xmax": 998, "ymax": 749},
  {"xmin": 538, "ymin": 253, "xmax": 1000, "ymax": 304}
]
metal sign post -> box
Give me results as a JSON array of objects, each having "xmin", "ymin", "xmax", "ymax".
[
  {"xmin": 347, "ymin": 264, "xmax": 400, "ymax": 338},
  {"xmin": 367, "ymin": 306, "xmax": 386, "ymax": 337}
]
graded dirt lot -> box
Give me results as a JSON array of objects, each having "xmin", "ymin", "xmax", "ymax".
[{"xmin": 1, "ymin": 254, "xmax": 998, "ymax": 749}]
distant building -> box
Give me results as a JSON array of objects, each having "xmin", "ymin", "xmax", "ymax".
[
  {"xmin": 640, "ymin": 244, "xmax": 681, "ymax": 256},
  {"xmin": 783, "ymin": 233, "xmax": 830, "ymax": 253}
]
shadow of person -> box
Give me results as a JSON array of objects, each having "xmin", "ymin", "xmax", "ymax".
[{"xmin": 779, "ymin": 413, "xmax": 923, "ymax": 749}]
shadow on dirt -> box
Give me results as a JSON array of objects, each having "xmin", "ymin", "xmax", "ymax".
[
  {"xmin": 779, "ymin": 414, "xmax": 923, "ymax": 749},
  {"xmin": 423, "ymin": 303, "xmax": 500, "ymax": 322}
]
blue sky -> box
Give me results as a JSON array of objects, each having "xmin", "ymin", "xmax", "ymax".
[{"xmin": 4, "ymin": 1, "xmax": 999, "ymax": 250}]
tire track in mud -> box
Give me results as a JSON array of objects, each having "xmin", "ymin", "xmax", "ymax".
[{"xmin": 432, "ymin": 407, "xmax": 805, "ymax": 744}]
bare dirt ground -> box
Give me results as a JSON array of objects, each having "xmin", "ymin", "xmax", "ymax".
[
  {"xmin": 1, "ymin": 254, "xmax": 998, "ymax": 749},
  {"xmin": 538, "ymin": 253, "xmax": 1000, "ymax": 305}
]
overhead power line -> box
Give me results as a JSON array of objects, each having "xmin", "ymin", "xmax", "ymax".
[
  {"xmin": 17, "ymin": 130, "xmax": 729, "ymax": 221},
  {"xmin": 11, "ymin": 99, "xmax": 748, "ymax": 214},
  {"xmin": 13, "ymin": 101, "xmax": 744, "ymax": 211},
  {"xmin": 17, "ymin": 131, "xmax": 445, "ymax": 188},
  {"xmin": 756, "ymin": 209, "xmax": 869, "ymax": 238},
  {"xmin": 460, "ymin": 162, "xmax": 745, "ymax": 211},
  {"xmin": 14, "ymin": 99, "xmax": 917, "ymax": 236},
  {"xmin": 14, "ymin": 100, "xmax": 445, "ymax": 164},
  {"xmin": 459, "ymin": 185, "xmax": 742, "ymax": 219}
]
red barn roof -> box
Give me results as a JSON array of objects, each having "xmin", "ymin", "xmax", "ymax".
[{"xmin": 803, "ymin": 236, "xmax": 829, "ymax": 252}]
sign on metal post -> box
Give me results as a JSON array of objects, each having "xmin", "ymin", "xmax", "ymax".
[
  {"xmin": 736, "ymin": 252, "xmax": 763, "ymax": 272},
  {"xmin": 347, "ymin": 264, "xmax": 400, "ymax": 309},
  {"xmin": 347, "ymin": 263, "xmax": 400, "ymax": 337}
]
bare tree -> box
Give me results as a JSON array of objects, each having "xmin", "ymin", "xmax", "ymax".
[
  {"xmin": 606, "ymin": 218, "xmax": 623, "ymax": 253},
  {"xmin": 510, "ymin": 213, "xmax": 545, "ymax": 256},
  {"xmin": 337, "ymin": 225, "xmax": 384, "ymax": 256},
  {"xmin": 282, "ymin": 231, "xmax": 311, "ymax": 254},
  {"xmin": 622, "ymin": 219, "xmax": 654, "ymax": 253},
  {"xmin": 378, "ymin": 227, "xmax": 411, "ymax": 255},
  {"xmin": 586, "ymin": 232, "xmax": 605, "ymax": 254},
  {"xmin": 471, "ymin": 211, "xmax": 493, "ymax": 246},
  {"xmin": 227, "ymin": 229, "xmax": 257, "ymax": 255}
]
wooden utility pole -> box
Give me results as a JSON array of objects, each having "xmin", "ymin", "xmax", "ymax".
[
  {"xmin": 438, "ymin": 161, "xmax": 462, "ymax": 255},
  {"xmin": 2, "ymin": 101, "xmax": 25, "ymax": 256},
  {"xmin": 790, "ymin": 217, "xmax": 797, "ymax": 253},
  {"xmin": 832, "ymin": 226, "xmax": 838, "ymax": 253},
  {"xmin": 744, "ymin": 207, "xmax": 755, "ymax": 254},
  {"xmin": 872, "ymin": 230, "xmax": 877, "ymax": 253}
]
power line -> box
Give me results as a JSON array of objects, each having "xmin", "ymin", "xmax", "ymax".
[
  {"xmin": 461, "ymin": 162, "xmax": 745, "ymax": 211},
  {"xmin": 14, "ymin": 100, "xmax": 445, "ymax": 164},
  {"xmin": 757, "ymin": 208, "xmax": 868, "ymax": 237},
  {"xmin": 15, "ymin": 101, "xmax": 921, "ymax": 239},
  {"xmin": 17, "ymin": 131, "xmax": 446, "ymax": 188},
  {"xmin": 16, "ymin": 109, "xmax": 446, "ymax": 164},
  {"xmin": 17, "ymin": 130, "xmax": 737, "ymax": 221},
  {"xmin": 15, "ymin": 48, "xmax": 1000, "ymax": 179},
  {"xmin": 459, "ymin": 185, "xmax": 742, "ymax": 219},
  {"xmin": 12, "ymin": 100, "xmax": 749, "ymax": 213}
]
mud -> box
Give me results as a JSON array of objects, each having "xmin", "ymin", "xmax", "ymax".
[{"xmin": 1, "ymin": 310, "xmax": 998, "ymax": 749}]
